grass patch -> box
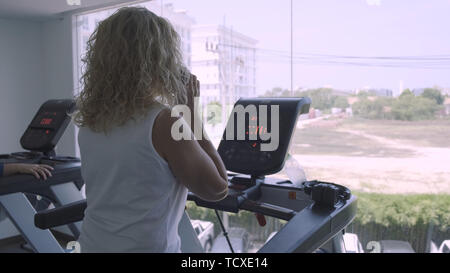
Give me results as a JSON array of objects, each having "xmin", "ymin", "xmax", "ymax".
[
  {"xmin": 341, "ymin": 118, "xmax": 450, "ymax": 148},
  {"xmin": 292, "ymin": 117, "xmax": 450, "ymax": 157}
]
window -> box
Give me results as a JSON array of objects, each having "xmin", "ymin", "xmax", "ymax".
[{"xmin": 74, "ymin": 0, "xmax": 450, "ymax": 253}]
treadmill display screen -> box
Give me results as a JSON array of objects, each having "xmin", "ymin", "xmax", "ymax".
[
  {"xmin": 20, "ymin": 100, "xmax": 76, "ymax": 153},
  {"xmin": 228, "ymin": 105, "xmax": 275, "ymax": 152},
  {"xmin": 218, "ymin": 97, "xmax": 311, "ymax": 176},
  {"xmin": 40, "ymin": 118, "xmax": 53, "ymax": 125}
]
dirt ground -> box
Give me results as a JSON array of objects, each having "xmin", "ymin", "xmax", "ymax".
[
  {"xmin": 292, "ymin": 122, "xmax": 450, "ymax": 194},
  {"xmin": 207, "ymin": 117, "xmax": 450, "ymax": 194}
]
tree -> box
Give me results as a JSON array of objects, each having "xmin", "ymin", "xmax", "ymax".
[
  {"xmin": 352, "ymin": 94, "xmax": 438, "ymax": 121},
  {"xmin": 334, "ymin": 96, "xmax": 349, "ymax": 109},
  {"xmin": 357, "ymin": 91, "xmax": 370, "ymax": 98},
  {"xmin": 263, "ymin": 87, "xmax": 289, "ymax": 97},
  {"xmin": 391, "ymin": 96, "xmax": 438, "ymax": 121},
  {"xmin": 352, "ymin": 96, "xmax": 394, "ymax": 120},
  {"xmin": 400, "ymin": 89, "xmax": 414, "ymax": 98},
  {"xmin": 421, "ymin": 88, "xmax": 444, "ymax": 105},
  {"xmin": 300, "ymin": 88, "xmax": 337, "ymax": 110},
  {"xmin": 352, "ymin": 98, "xmax": 386, "ymax": 119}
]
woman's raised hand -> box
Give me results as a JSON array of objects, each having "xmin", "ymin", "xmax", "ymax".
[{"xmin": 186, "ymin": 73, "xmax": 200, "ymax": 113}]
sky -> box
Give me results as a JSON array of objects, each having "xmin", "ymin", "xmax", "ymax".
[{"xmin": 165, "ymin": 0, "xmax": 450, "ymax": 94}]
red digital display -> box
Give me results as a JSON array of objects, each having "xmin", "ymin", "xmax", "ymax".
[
  {"xmin": 245, "ymin": 116, "xmax": 268, "ymax": 149},
  {"xmin": 40, "ymin": 118, "xmax": 53, "ymax": 125},
  {"xmin": 246, "ymin": 116, "xmax": 267, "ymax": 136}
]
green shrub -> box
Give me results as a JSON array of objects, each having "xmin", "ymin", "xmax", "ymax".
[
  {"xmin": 352, "ymin": 192, "xmax": 450, "ymax": 252},
  {"xmin": 353, "ymin": 93, "xmax": 439, "ymax": 121},
  {"xmin": 354, "ymin": 192, "xmax": 450, "ymax": 230},
  {"xmin": 390, "ymin": 93, "xmax": 439, "ymax": 121},
  {"xmin": 334, "ymin": 96, "xmax": 349, "ymax": 109},
  {"xmin": 352, "ymin": 98, "xmax": 390, "ymax": 119},
  {"xmin": 421, "ymin": 88, "xmax": 444, "ymax": 105}
]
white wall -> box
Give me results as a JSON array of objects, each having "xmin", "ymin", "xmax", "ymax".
[
  {"xmin": 42, "ymin": 16, "xmax": 77, "ymax": 157},
  {"xmin": 0, "ymin": 16, "xmax": 77, "ymax": 156},
  {"xmin": 0, "ymin": 18, "xmax": 45, "ymax": 154},
  {"xmin": 0, "ymin": 15, "xmax": 77, "ymax": 239}
]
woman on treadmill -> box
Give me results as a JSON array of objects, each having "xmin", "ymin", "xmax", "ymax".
[
  {"xmin": 74, "ymin": 7, "xmax": 228, "ymax": 252},
  {"xmin": 0, "ymin": 163, "xmax": 53, "ymax": 179}
]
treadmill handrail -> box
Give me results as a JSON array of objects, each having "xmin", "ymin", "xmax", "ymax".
[
  {"xmin": 258, "ymin": 195, "xmax": 357, "ymax": 253},
  {"xmin": 240, "ymin": 199, "xmax": 296, "ymax": 221},
  {"xmin": 0, "ymin": 163, "xmax": 82, "ymax": 195},
  {"xmin": 34, "ymin": 199, "xmax": 87, "ymax": 230}
]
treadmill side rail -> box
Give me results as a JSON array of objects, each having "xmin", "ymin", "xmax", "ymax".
[
  {"xmin": 258, "ymin": 196, "xmax": 357, "ymax": 253},
  {"xmin": 49, "ymin": 183, "xmax": 85, "ymax": 237},
  {"xmin": 0, "ymin": 193, "xmax": 64, "ymax": 253}
]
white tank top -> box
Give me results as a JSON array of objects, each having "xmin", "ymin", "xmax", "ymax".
[{"xmin": 77, "ymin": 104, "xmax": 187, "ymax": 252}]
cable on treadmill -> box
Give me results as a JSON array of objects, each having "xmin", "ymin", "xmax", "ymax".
[{"xmin": 214, "ymin": 209, "xmax": 234, "ymax": 253}]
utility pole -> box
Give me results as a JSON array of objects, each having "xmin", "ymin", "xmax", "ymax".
[
  {"xmin": 205, "ymin": 26, "xmax": 228, "ymax": 148},
  {"xmin": 230, "ymin": 26, "xmax": 234, "ymax": 110},
  {"xmin": 290, "ymin": 0, "xmax": 294, "ymax": 96}
]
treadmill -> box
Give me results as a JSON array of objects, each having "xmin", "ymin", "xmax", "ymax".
[
  {"xmin": 33, "ymin": 97, "xmax": 357, "ymax": 253},
  {"xmin": 0, "ymin": 99, "xmax": 84, "ymax": 253},
  {"xmin": 189, "ymin": 97, "xmax": 357, "ymax": 253}
]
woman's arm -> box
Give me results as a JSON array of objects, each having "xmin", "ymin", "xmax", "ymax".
[
  {"xmin": 152, "ymin": 74, "xmax": 228, "ymax": 202},
  {"xmin": 196, "ymin": 136, "xmax": 228, "ymax": 181},
  {"xmin": 190, "ymin": 112, "xmax": 228, "ymax": 181},
  {"xmin": 2, "ymin": 163, "xmax": 54, "ymax": 180},
  {"xmin": 185, "ymin": 74, "xmax": 227, "ymax": 182},
  {"xmin": 153, "ymin": 111, "xmax": 228, "ymax": 201}
]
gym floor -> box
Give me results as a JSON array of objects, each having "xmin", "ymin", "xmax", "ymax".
[{"xmin": 0, "ymin": 231, "xmax": 73, "ymax": 253}]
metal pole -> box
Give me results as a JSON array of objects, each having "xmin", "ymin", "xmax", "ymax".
[{"xmin": 290, "ymin": 0, "xmax": 294, "ymax": 96}]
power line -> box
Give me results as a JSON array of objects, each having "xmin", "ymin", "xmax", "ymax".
[
  {"xmin": 290, "ymin": 0, "xmax": 294, "ymax": 95},
  {"xmin": 214, "ymin": 43, "xmax": 450, "ymax": 69},
  {"xmin": 255, "ymin": 58, "xmax": 450, "ymax": 70},
  {"xmin": 217, "ymin": 43, "xmax": 450, "ymax": 61}
]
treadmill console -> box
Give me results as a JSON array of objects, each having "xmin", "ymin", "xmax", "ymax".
[
  {"xmin": 20, "ymin": 99, "xmax": 76, "ymax": 154},
  {"xmin": 218, "ymin": 97, "xmax": 311, "ymax": 176}
]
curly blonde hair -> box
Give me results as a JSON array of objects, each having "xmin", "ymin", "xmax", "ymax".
[{"xmin": 74, "ymin": 7, "xmax": 187, "ymax": 133}]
